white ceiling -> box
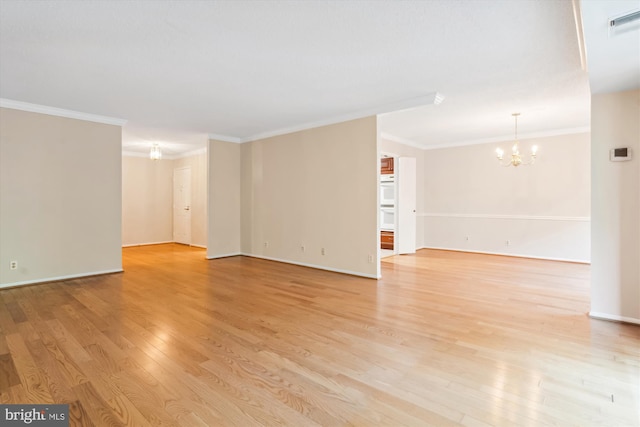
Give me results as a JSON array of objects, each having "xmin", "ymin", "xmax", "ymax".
[
  {"xmin": 581, "ymin": 0, "xmax": 640, "ymax": 95},
  {"xmin": 0, "ymin": 0, "xmax": 637, "ymax": 154}
]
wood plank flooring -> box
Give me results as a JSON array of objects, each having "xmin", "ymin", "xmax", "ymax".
[{"xmin": 1, "ymin": 244, "xmax": 638, "ymax": 426}]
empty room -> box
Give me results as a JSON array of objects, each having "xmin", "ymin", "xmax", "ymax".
[{"xmin": 0, "ymin": 1, "xmax": 638, "ymax": 426}]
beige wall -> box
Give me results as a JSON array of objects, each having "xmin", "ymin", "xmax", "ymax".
[
  {"xmin": 590, "ymin": 89, "xmax": 640, "ymax": 323},
  {"xmin": 422, "ymin": 132, "xmax": 591, "ymax": 262},
  {"xmin": 380, "ymin": 138, "xmax": 426, "ymax": 249},
  {"xmin": 174, "ymin": 151, "xmax": 208, "ymax": 247},
  {"xmin": 122, "ymin": 156, "xmax": 174, "ymax": 246},
  {"xmin": 0, "ymin": 108, "xmax": 122, "ymax": 287},
  {"xmin": 241, "ymin": 117, "xmax": 378, "ymax": 277},
  {"xmin": 208, "ymin": 140, "xmax": 241, "ymax": 258}
]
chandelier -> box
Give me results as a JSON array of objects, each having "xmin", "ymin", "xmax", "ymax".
[
  {"xmin": 495, "ymin": 113, "xmax": 537, "ymax": 167},
  {"xmin": 150, "ymin": 144, "xmax": 162, "ymax": 160}
]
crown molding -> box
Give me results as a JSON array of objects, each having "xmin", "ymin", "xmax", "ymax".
[
  {"xmin": 378, "ymin": 125, "xmax": 590, "ymax": 152},
  {"xmin": 379, "ymin": 132, "xmax": 425, "ymax": 150},
  {"xmin": 123, "ymin": 147, "xmax": 207, "ymax": 160},
  {"xmin": 208, "ymin": 133, "xmax": 244, "ymax": 143},
  {"xmin": 245, "ymin": 92, "xmax": 441, "ymax": 143},
  {"xmin": 422, "ymin": 126, "xmax": 591, "ymax": 150},
  {"xmin": 0, "ymin": 98, "xmax": 127, "ymax": 126}
]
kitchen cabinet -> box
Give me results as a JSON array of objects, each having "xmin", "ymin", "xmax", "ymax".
[
  {"xmin": 381, "ymin": 231, "xmax": 394, "ymax": 249},
  {"xmin": 381, "ymin": 157, "xmax": 394, "ymax": 174}
]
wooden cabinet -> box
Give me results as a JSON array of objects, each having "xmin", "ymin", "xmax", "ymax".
[
  {"xmin": 381, "ymin": 157, "xmax": 394, "ymax": 174},
  {"xmin": 381, "ymin": 231, "xmax": 394, "ymax": 249}
]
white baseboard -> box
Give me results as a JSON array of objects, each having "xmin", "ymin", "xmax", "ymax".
[
  {"xmin": 206, "ymin": 252, "xmax": 242, "ymax": 260},
  {"xmin": 122, "ymin": 241, "xmax": 173, "ymax": 248},
  {"xmin": 0, "ymin": 269, "xmax": 123, "ymax": 289},
  {"xmin": 238, "ymin": 253, "xmax": 378, "ymax": 279},
  {"xmin": 123, "ymin": 242, "xmax": 207, "ymax": 249},
  {"xmin": 589, "ymin": 312, "xmax": 640, "ymax": 325},
  {"xmin": 421, "ymin": 246, "xmax": 590, "ymax": 264}
]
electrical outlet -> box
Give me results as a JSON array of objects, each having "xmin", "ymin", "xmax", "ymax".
[
  {"xmin": 321, "ymin": 248, "xmax": 325, "ymax": 256},
  {"xmin": 368, "ymin": 254, "xmax": 374, "ymax": 263},
  {"xmin": 10, "ymin": 261, "xmax": 18, "ymax": 270},
  {"xmin": 264, "ymin": 241, "xmax": 269, "ymax": 248},
  {"xmin": 301, "ymin": 245, "xmax": 305, "ymax": 253}
]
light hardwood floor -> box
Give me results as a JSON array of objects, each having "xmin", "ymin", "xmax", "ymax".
[{"xmin": 1, "ymin": 244, "xmax": 638, "ymax": 426}]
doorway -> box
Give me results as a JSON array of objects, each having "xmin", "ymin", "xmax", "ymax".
[
  {"xmin": 173, "ymin": 166, "xmax": 192, "ymax": 245},
  {"xmin": 379, "ymin": 155, "xmax": 417, "ymax": 259}
]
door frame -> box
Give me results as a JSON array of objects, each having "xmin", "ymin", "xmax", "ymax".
[{"xmin": 173, "ymin": 166, "xmax": 192, "ymax": 245}]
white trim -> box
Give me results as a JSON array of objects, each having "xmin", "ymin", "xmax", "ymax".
[
  {"xmin": 211, "ymin": 92, "xmax": 438, "ymax": 145},
  {"xmin": 379, "ymin": 132, "xmax": 425, "ymax": 149},
  {"xmin": 421, "ymin": 213, "xmax": 590, "ymax": 222},
  {"xmin": 208, "ymin": 133, "xmax": 244, "ymax": 143},
  {"xmin": 589, "ymin": 312, "xmax": 640, "ymax": 325},
  {"xmin": 379, "ymin": 126, "xmax": 590, "ymax": 151},
  {"xmin": 122, "ymin": 149, "xmax": 207, "ymax": 160},
  {"xmin": 240, "ymin": 253, "xmax": 378, "ymax": 279},
  {"xmin": 206, "ymin": 252, "xmax": 242, "ymax": 259},
  {"xmin": 123, "ymin": 242, "xmax": 206, "ymax": 249},
  {"xmin": 0, "ymin": 98, "xmax": 127, "ymax": 126},
  {"xmin": 421, "ymin": 246, "xmax": 590, "ymax": 264},
  {"xmin": 246, "ymin": 93, "xmax": 440, "ymax": 143},
  {"xmin": 122, "ymin": 241, "xmax": 173, "ymax": 247},
  {"xmin": 423, "ymin": 126, "xmax": 591, "ymax": 150},
  {"xmin": 0, "ymin": 269, "xmax": 123, "ymax": 289}
]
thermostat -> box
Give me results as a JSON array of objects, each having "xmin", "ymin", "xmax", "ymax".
[{"xmin": 610, "ymin": 147, "xmax": 632, "ymax": 162}]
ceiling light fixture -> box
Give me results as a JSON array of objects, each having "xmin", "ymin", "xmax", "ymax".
[
  {"xmin": 609, "ymin": 9, "xmax": 640, "ymax": 37},
  {"xmin": 150, "ymin": 144, "xmax": 162, "ymax": 160},
  {"xmin": 495, "ymin": 113, "xmax": 537, "ymax": 167}
]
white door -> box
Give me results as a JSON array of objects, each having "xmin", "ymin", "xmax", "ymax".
[
  {"xmin": 173, "ymin": 167, "xmax": 191, "ymax": 245},
  {"xmin": 397, "ymin": 157, "xmax": 416, "ymax": 254}
]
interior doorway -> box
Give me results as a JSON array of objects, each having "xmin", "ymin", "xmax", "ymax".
[
  {"xmin": 379, "ymin": 154, "xmax": 417, "ymax": 260},
  {"xmin": 397, "ymin": 157, "xmax": 417, "ymax": 254},
  {"xmin": 173, "ymin": 166, "xmax": 192, "ymax": 245}
]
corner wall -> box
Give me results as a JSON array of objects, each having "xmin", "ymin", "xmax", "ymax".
[
  {"xmin": 241, "ymin": 117, "xmax": 378, "ymax": 277},
  {"xmin": 422, "ymin": 132, "xmax": 591, "ymax": 262},
  {"xmin": 590, "ymin": 89, "xmax": 640, "ymax": 324},
  {"xmin": 0, "ymin": 108, "xmax": 123, "ymax": 287},
  {"xmin": 207, "ymin": 139, "xmax": 241, "ymax": 258}
]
